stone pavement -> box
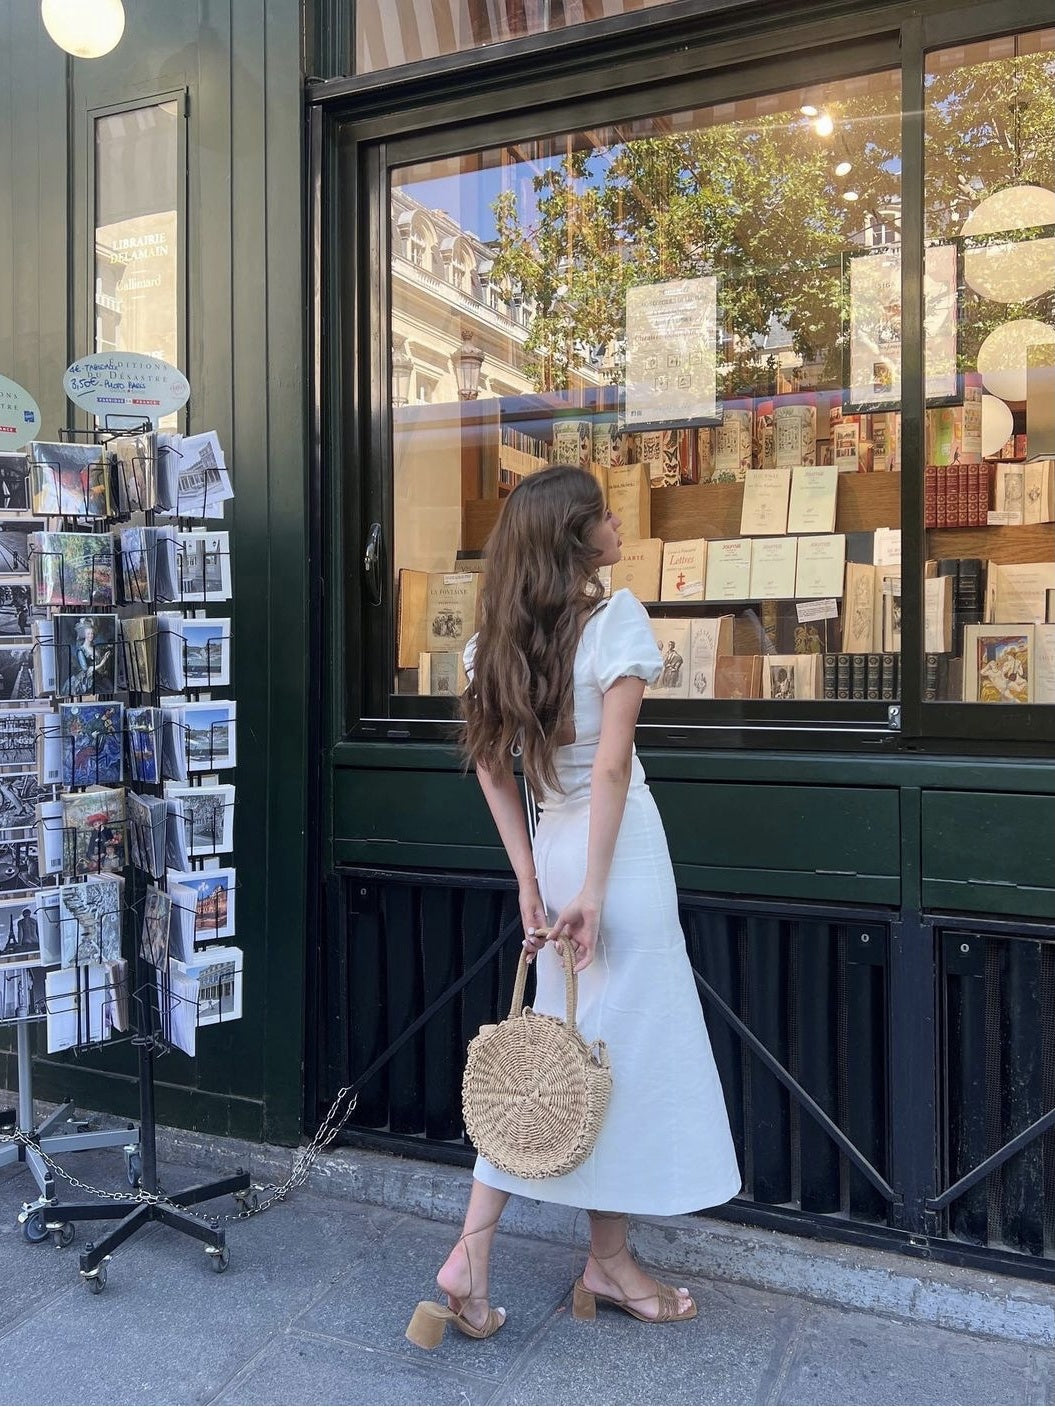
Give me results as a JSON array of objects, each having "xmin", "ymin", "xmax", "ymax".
[{"xmin": 1, "ymin": 1128, "xmax": 1054, "ymax": 1406}]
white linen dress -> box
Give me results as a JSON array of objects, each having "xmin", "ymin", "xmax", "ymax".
[{"xmin": 467, "ymin": 589, "xmax": 741, "ymax": 1215}]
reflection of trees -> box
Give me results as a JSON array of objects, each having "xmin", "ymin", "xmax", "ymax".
[
  {"xmin": 491, "ymin": 96, "xmax": 900, "ymax": 394},
  {"xmin": 490, "ymin": 49, "xmax": 1055, "ymax": 395}
]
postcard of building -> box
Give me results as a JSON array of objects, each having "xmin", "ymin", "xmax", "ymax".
[
  {"xmin": 56, "ymin": 876, "xmax": 123, "ymax": 968},
  {"xmin": 173, "ymin": 944, "xmax": 243, "ymax": 1026},
  {"xmin": 0, "ymin": 838, "xmax": 39, "ymax": 893},
  {"xmin": 167, "ymin": 866, "xmax": 236, "ymax": 940},
  {"xmin": 177, "ymin": 531, "xmax": 232, "ymax": 601},
  {"xmin": 0, "ymin": 709, "xmax": 47, "ymax": 772},
  {"xmin": 1, "ymin": 960, "xmax": 47, "ymax": 1021},
  {"xmin": 180, "ymin": 701, "xmax": 237, "ymax": 772},
  {"xmin": 163, "ymin": 784, "xmax": 235, "ymax": 857},
  {"xmin": 0, "ymin": 894, "xmax": 43, "ymax": 966},
  {"xmin": 0, "ymin": 642, "xmax": 34, "ymax": 703}
]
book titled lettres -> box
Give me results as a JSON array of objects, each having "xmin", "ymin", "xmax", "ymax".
[
  {"xmin": 660, "ymin": 540, "xmax": 708, "ymax": 602},
  {"xmin": 610, "ymin": 538, "xmax": 663, "ymax": 602},
  {"xmin": 739, "ymin": 468, "xmax": 791, "ymax": 536},
  {"xmin": 704, "ymin": 539, "xmax": 752, "ymax": 601},
  {"xmin": 794, "ymin": 534, "xmax": 846, "ymax": 599},
  {"xmin": 787, "ymin": 465, "xmax": 839, "ymax": 535},
  {"xmin": 425, "ymin": 573, "xmax": 479, "ymax": 653},
  {"xmin": 606, "ymin": 462, "xmax": 651, "ymax": 541},
  {"xmin": 748, "ymin": 538, "xmax": 798, "ymax": 600}
]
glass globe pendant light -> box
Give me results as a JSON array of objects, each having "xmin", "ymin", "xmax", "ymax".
[{"xmin": 41, "ymin": 0, "xmax": 125, "ymax": 59}]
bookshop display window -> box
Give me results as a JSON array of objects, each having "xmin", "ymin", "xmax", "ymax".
[
  {"xmin": 391, "ymin": 69, "xmax": 908, "ymax": 710},
  {"xmin": 922, "ymin": 30, "xmax": 1055, "ymax": 708}
]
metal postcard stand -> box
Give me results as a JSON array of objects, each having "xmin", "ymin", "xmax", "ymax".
[{"xmin": 8, "ymin": 422, "xmax": 248, "ymax": 1291}]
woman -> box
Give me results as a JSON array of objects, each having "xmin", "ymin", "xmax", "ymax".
[{"xmin": 407, "ymin": 465, "xmax": 740, "ymax": 1347}]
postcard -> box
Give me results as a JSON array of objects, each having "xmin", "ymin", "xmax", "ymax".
[
  {"xmin": 54, "ymin": 614, "xmax": 118, "ymax": 698},
  {"xmin": 181, "ymin": 618, "xmax": 231, "ymax": 689},
  {"xmin": 0, "ymin": 894, "xmax": 44, "ymax": 966},
  {"xmin": 121, "ymin": 616, "xmax": 159, "ymax": 696},
  {"xmin": 0, "ymin": 454, "xmax": 32, "ymax": 515},
  {"xmin": 127, "ymin": 791, "xmax": 167, "ymax": 879},
  {"xmin": 0, "ymin": 519, "xmax": 43, "ymax": 576},
  {"xmin": 27, "ymin": 442, "xmax": 113, "ymax": 518},
  {"xmin": 141, "ymin": 886, "xmax": 172, "ymax": 968},
  {"xmin": 163, "ymin": 783, "xmax": 235, "ymax": 857},
  {"xmin": 0, "ymin": 582, "xmax": 41, "ymax": 639},
  {"xmin": 1, "ymin": 960, "xmax": 48, "ymax": 1021},
  {"xmin": 0, "ymin": 838, "xmax": 38, "ymax": 893},
  {"xmin": 173, "ymin": 944, "xmax": 243, "ymax": 1026},
  {"xmin": 60, "ymin": 786, "xmax": 127, "ymax": 877},
  {"xmin": 56, "ymin": 876, "xmax": 123, "ymax": 967},
  {"xmin": 30, "ymin": 531, "xmax": 114, "ymax": 610},
  {"xmin": 0, "ymin": 709, "xmax": 47, "ymax": 771},
  {"xmin": 58, "ymin": 701, "xmax": 124, "ymax": 787},
  {"xmin": 110, "ymin": 431, "xmax": 157, "ymax": 515},
  {"xmin": 168, "ymin": 867, "xmax": 236, "ymax": 941},
  {"xmin": 156, "ymin": 964, "xmax": 198, "ymax": 1056},
  {"xmin": 0, "ymin": 770, "xmax": 45, "ymax": 834},
  {"xmin": 180, "ymin": 700, "xmax": 237, "ymax": 771},
  {"xmin": 35, "ymin": 798, "xmax": 64, "ymax": 877},
  {"xmin": 126, "ymin": 706, "xmax": 163, "ymax": 784},
  {"xmin": 0, "ymin": 642, "xmax": 34, "ymax": 703},
  {"xmin": 46, "ymin": 964, "xmax": 111, "ymax": 1051},
  {"xmin": 177, "ymin": 531, "xmax": 232, "ymax": 602}
]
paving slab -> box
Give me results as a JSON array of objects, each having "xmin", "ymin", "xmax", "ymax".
[
  {"xmin": 771, "ymin": 1302, "xmax": 1037, "ymax": 1406},
  {"xmin": 212, "ymin": 1327, "xmax": 497, "ymax": 1406},
  {"xmin": 297, "ymin": 1210, "xmax": 573, "ymax": 1381},
  {"xmin": 494, "ymin": 1276, "xmax": 804, "ymax": 1407}
]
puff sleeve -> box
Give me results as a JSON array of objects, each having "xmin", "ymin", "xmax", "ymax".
[
  {"xmin": 592, "ymin": 589, "xmax": 663, "ymax": 692},
  {"xmin": 462, "ymin": 633, "xmax": 478, "ymax": 683}
]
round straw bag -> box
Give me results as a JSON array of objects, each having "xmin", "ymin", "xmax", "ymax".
[{"xmin": 462, "ymin": 933, "xmax": 612, "ymax": 1180}]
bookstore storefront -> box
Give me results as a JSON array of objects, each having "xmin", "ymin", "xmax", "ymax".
[{"xmin": 311, "ymin": 0, "xmax": 1055, "ymax": 1279}]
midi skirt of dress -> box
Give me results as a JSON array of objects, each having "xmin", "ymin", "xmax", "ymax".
[{"xmin": 474, "ymin": 783, "xmax": 742, "ymax": 1216}]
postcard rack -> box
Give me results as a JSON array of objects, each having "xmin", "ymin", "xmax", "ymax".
[{"xmin": 10, "ymin": 420, "xmax": 247, "ymax": 1292}]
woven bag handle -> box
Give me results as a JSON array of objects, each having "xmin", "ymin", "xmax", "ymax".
[{"xmin": 508, "ymin": 929, "xmax": 579, "ymax": 1032}]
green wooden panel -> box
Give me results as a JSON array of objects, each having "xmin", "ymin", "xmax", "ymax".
[
  {"xmin": 334, "ymin": 766, "xmax": 500, "ymax": 849},
  {"xmin": 922, "ymin": 792, "xmax": 1055, "ymax": 920}
]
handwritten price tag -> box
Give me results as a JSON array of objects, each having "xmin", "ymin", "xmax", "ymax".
[{"xmin": 63, "ymin": 352, "xmax": 189, "ymax": 422}]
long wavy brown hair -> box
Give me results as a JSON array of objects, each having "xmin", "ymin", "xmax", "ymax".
[{"xmin": 461, "ymin": 465, "xmax": 606, "ymax": 796}]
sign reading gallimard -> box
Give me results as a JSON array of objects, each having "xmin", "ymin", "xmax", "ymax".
[
  {"xmin": 0, "ymin": 373, "xmax": 42, "ymax": 451},
  {"xmin": 624, "ymin": 277, "xmax": 718, "ymax": 429},
  {"xmin": 63, "ymin": 352, "xmax": 189, "ymax": 424}
]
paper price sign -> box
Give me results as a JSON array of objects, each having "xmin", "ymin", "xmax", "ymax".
[
  {"xmin": 0, "ymin": 373, "xmax": 42, "ymax": 451},
  {"xmin": 63, "ymin": 351, "xmax": 189, "ymax": 422}
]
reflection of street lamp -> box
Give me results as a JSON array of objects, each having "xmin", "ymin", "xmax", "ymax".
[
  {"xmin": 454, "ymin": 332, "xmax": 485, "ymax": 400},
  {"xmin": 391, "ymin": 341, "xmax": 413, "ymax": 407}
]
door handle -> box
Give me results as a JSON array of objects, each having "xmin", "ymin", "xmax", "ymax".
[{"xmin": 363, "ymin": 522, "xmax": 383, "ymax": 606}]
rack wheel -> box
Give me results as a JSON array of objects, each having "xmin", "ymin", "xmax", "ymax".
[
  {"xmin": 84, "ymin": 1265, "xmax": 107, "ymax": 1294},
  {"xmin": 125, "ymin": 1151, "xmax": 142, "ymax": 1187},
  {"xmin": 206, "ymin": 1245, "xmax": 230, "ymax": 1273},
  {"xmin": 53, "ymin": 1222, "xmax": 75, "ymax": 1249},
  {"xmin": 22, "ymin": 1210, "xmax": 49, "ymax": 1244}
]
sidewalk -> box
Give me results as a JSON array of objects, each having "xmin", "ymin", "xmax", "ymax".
[{"xmin": 1, "ymin": 1121, "xmax": 1053, "ymax": 1406}]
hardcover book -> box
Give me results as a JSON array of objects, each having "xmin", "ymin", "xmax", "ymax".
[
  {"xmin": 606, "ymin": 463, "xmax": 651, "ymax": 540},
  {"xmin": 704, "ymin": 539, "xmax": 752, "ymax": 601},
  {"xmin": 962, "ymin": 625, "xmax": 1034, "ymax": 704},
  {"xmin": 760, "ymin": 653, "xmax": 822, "ymax": 700},
  {"xmin": 660, "ymin": 540, "xmax": 708, "ymax": 602},
  {"xmin": 687, "ymin": 616, "xmax": 734, "ymax": 699},
  {"xmin": 714, "ymin": 654, "xmax": 762, "ymax": 699},
  {"xmin": 924, "ymin": 575, "xmax": 953, "ymax": 654},
  {"xmin": 1034, "ymin": 624, "xmax": 1055, "ymax": 704},
  {"xmin": 748, "ymin": 538, "xmax": 798, "ymax": 600},
  {"xmin": 991, "ymin": 562, "xmax": 1055, "ymax": 624},
  {"xmin": 397, "ymin": 568, "xmax": 429, "ymax": 670},
  {"xmin": 713, "ymin": 405, "xmax": 752, "ymax": 482},
  {"xmin": 794, "ymin": 534, "xmax": 846, "ymax": 600},
  {"xmin": 774, "ymin": 403, "xmax": 817, "ymax": 469},
  {"xmin": 739, "ymin": 468, "xmax": 791, "ymax": 536},
  {"xmin": 644, "ymin": 619, "xmax": 692, "ymax": 699},
  {"xmin": 611, "ymin": 538, "xmax": 663, "ymax": 602},
  {"xmin": 787, "ymin": 465, "xmax": 839, "ymax": 534},
  {"xmin": 425, "ymin": 572, "xmax": 479, "ymax": 653}
]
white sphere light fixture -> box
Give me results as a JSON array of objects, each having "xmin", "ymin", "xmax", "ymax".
[
  {"xmin": 41, "ymin": 0, "xmax": 125, "ymax": 58},
  {"xmin": 977, "ymin": 318, "xmax": 1055, "ymax": 402},
  {"xmin": 980, "ymin": 394, "xmax": 1015, "ymax": 458},
  {"xmin": 962, "ymin": 185, "xmax": 1055, "ymax": 304}
]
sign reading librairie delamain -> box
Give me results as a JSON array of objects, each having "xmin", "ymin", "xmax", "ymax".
[
  {"xmin": 0, "ymin": 373, "xmax": 42, "ymax": 450},
  {"xmin": 624, "ymin": 276, "xmax": 718, "ymax": 430},
  {"xmin": 63, "ymin": 351, "xmax": 190, "ymax": 424}
]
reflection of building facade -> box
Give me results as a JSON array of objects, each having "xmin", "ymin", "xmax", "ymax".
[{"xmin": 391, "ymin": 190, "xmax": 535, "ymax": 402}]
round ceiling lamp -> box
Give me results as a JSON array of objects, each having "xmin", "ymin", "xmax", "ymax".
[
  {"xmin": 835, "ymin": 161, "xmax": 853, "ymax": 177},
  {"xmin": 41, "ymin": 0, "xmax": 125, "ymax": 58},
  {"xmin": 813, "ymin": 114, "xmax": 834, "ymax": 137},
  {"xmin": 962, "ymin": 184, "xmax": 1055, "ymax": 304},
  {"xmin": 976, "ymin": 318, "xmax": 1055, "ymax": 402},
  {"xmin": 980, "ymin": 394, "xmax": 1015, "ymax": 458}
]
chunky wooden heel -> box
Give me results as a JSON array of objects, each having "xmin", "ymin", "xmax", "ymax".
[
  {"xmin": 406, "ymin": 1301, "xmax": 448, "ymax": 1349},
  {"xmin": 572, "ymin": 1278, "xmax": 597, "ymax": 1320}
]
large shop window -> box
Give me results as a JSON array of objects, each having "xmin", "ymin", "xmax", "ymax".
[
  {"xmin": 94, "ymin": 99, "xmax": 183, "ymax": 401},
  {"xmin": 390, "ymin": 69, "xmax": 908, "ymax": 712},
  {"xmin": 922, "ymin": 30, "xmax": 1055, "ymax": 708}
]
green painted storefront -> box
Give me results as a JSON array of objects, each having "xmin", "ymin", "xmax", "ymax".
[{"xmin": 1, "ymin": 0, "xmax": 1053, "ymax": 1275}]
